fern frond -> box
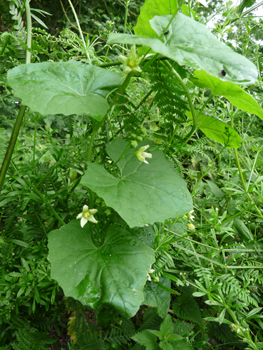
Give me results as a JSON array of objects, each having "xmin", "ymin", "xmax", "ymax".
[
  {"xmin": 12, "ymin": 327, "xmax": 56, "ymax": 350},
  {"xmin": 77, "ymin": 327, "xmax": 131, "ymax": 350},
  {"xmin": 153, "ymin": 250, "xmax": 174, "ymax": 275},
  {"xmin": 215, "ymin": 274, "xmax": 259, "ymax": 308},
  {"xmin": 194, "ymin": 267, "xmax": 213, "ymax": 290},
  {"xmin": 146, "ymin": 61, "xmax": 188, "ymax": 120}
]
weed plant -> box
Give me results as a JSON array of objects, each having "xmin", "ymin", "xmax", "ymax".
[{"xmin": 0, "ymin": 0, "xmax": 263, "ymax": 349}]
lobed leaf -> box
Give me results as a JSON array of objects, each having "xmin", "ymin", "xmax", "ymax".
[
  {"xmin": 108, "ymin": 13, "xmax": 258, "ymax": 84},
  {"xmin": 7, "ymin": 61, "xmax": 122, "ymax": 120},
  {"xmin": 81, "ymin": 138, "xmax": 192, "ymax": 227},
  {"xmin": 48, "ymin": 221, "xmax": 155, "ymax": 318}
]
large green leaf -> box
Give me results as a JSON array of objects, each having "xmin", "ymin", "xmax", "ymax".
[
  {"xmin": 7, "ymin": 61, "xmax": 122, "ymax": 120},
  {"xmin": 108, "ymin": 13, "xmax": 257, "ymax": 84},
  {"xmin": 186, "ymin": 111, "xmax": 242, "ymax": 148},
  {"xmin": 191, "ymin": 70, "xmax": 263, "ymax": 120},
  {"xmin": 134, "ymin": 0, "xmax": 178, "ymax": 38},
  {"xmin": 48, "ymin": 221, "xmax": 155, "ymax": 318},
  {"xmin": 81, "ymin": 138, "xmax": 192, "ymax": 227},
  {"xmin": 144, "ymin": 277, "xmax": 171, "ymax": 318}
]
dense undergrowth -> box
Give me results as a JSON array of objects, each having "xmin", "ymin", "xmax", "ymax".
[{"xmin": 1, "ymin": 0, "xmax": 263, "ymax": 349}]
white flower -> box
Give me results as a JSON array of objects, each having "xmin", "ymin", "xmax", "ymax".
[
  {"xmin": 188, "ymin": 210, "xmax": 194, "ymax": 221},
  {"xmin": 135, "ymin": 145, "xmax": 152, "ymax": 164},
  {"xmin": 76, "ymin": 205, "xmax": 98, "ymax": 227},
  {"xmin": 147, "ymin": 268, "xmax": 155, "ymax": 281}
]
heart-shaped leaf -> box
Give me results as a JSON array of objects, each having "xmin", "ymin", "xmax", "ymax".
[
  {"xmin": 7, "ymin": 61, "xmax": 122, "ymax": 120},
  {"xmin": 48, "ymin": 221, "xmax": 155, "ymax": 317},
  {"xmin": 108, "ymin": 13, "xmax": 257, "ymax": 84},
  {"xmin": 192, "ymin": 70, "xmax": 263, "ymax": 120},
  {"xmin": 81, "ymin": 138, "xmax": 192, "ymax": 227},
  {"xmin": 186, "ymin": 111, "xmax": 242, "ymax": 148}
]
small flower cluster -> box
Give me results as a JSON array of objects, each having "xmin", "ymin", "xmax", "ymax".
[
  {"xmin": 147, "ymin": 267, "xmax": 159, "ymax": 282},
  {"xmin": 185, "ymin": 210, "xmax": 195, "ymax": 230}
]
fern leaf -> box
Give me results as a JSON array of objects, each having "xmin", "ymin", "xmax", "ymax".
[
  {"xmin": 12, "ymin": 327, "xmax": 56, "ymax": 350},
  {"xmin": 77, "ymin": 327, "xmax": 131, "ymax": 350}
]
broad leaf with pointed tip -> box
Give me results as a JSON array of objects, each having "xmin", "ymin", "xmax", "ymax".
[
  {"xmin": 81, "ymin": 138, "xmax": 192, "ymax": 227},
  {"xmin": 186, "ymin": 111, "xmax": 242, "ymax": 148},
  {"xmin": 48, "ymin": 221, "xmax": 155, "ymax": 318},
  {"xmin": 108, "ymin": 13, "xmax": 257, "ymax": 84},
  {"xmin": 7, "ymin": 61, "xmax": 122, "ymax": 120},
  {"xmin": 192, "ymin": 70, "xmax": 263, "ymax": 120}
]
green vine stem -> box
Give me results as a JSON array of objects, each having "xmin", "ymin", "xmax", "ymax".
[
  {"xmin": 0, "ymin": 105, "xmax": 26, "ymax": 191},
  {"xmin": 230, "ymin": 105, "xmax": 263, "ymax": 219},
  {"xmin": 84, "ymin": 71, "xmax": 134, "ymax": 236},
  {"xmin": 123, "ymin": 0, "xmax": 130, "ymax": 35},
  {"xmin": 25, "ymin": 0, "xmax": 32, "ymax": 63},
  {"xmin": 0, "ymin": 0, "xmax": 32, "ymax": 192}
]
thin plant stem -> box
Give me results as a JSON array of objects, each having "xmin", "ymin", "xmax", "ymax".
[
  {"xmin": 25, "ymin": 0, "xmax": 32, "ymax": 63},
  {"xmin": 33, "ymin": 117, "xmax": 37, "ymax": 167},
  {"xmin": 164, "ymin": 122, "xmax": 180, "ymax": 155},
  {"xmin": 0, "ymin": 0, "xmax": 32, "ymax": 192},
  {"xmin": 230, "ymin": 105, "xmax": 263, "ymax": 218},
  {"xmin": 0, "ymin": 35, "xmax": 11, "ymax": 57},
  {"xmin": 191, "ymin": 147, "xmax": 225, "ymax": 196},
  {"xmin": 0, "ymin": 106, "xmax": 26, "ymax": 192},
  {"xmin": 123, "ymin": 0, "xmax": 130, "ymax": 35},
  {"xmin": 85, "ymin": 72, "xmax": 134, "ymax": 212},
  {"xmin": 67, "ymin": 0, "xmax": 88, "ymax": 59},
  {"xmin": 197, "ymin": 94, "xmax": 214, "ymax": 117}
]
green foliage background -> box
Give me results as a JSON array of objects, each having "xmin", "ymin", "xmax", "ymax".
[{"xmin": 1, "ymin": 0, "xmax": 263, "ymax": 349}]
